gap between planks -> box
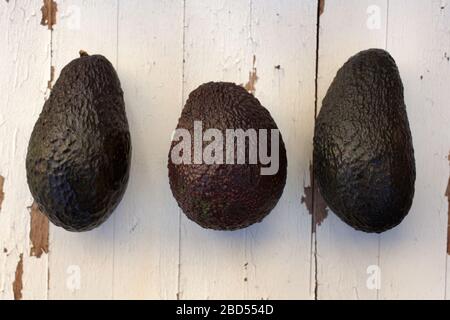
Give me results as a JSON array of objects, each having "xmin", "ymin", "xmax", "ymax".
[{"xmin": 310, "ymin": 0, "xmax": 323, "ymax": 300}]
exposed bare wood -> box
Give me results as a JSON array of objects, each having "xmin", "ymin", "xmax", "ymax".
[
  {"xmin": 13, "ymin": 254, "xmax": 23, "ymax": 300},
  {"xmin": 302, "ymin": 165, "xmax": 328, "ymax": 232},
  {"xmin": 244, "ymin": 55, "xmax": 258, "ymax": 95},
  {"xmin": 29, "ymin": 202, "xmax": 49, "ymax": 259},
  {"xmin": 319, "ymin": 0, "xmax": 325, "ymax": 16},
  {"xmin": 40, "ymin": 0, "xmax": 57, "ymax": 30}
]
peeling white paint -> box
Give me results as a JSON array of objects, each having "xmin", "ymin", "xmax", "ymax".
[
  {"xmin": 1, "ymin": 0, "xmax": 450, "ymax": 300},
  {"xmin": 0, "ymin": 0, "xmax": 50, "ymax": 300}
]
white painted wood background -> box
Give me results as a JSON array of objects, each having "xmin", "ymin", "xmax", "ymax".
[{"xmin": 0, "ymin": 0, "xmax": 449, "ymax": 300}]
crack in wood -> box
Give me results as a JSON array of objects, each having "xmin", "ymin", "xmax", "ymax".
[
  {"xmin": 29, "ymin": 202, "xmax": 49, "ymax": 258},
  {"xmin": 310, "ymin": 0, "xmax": 324, "ymax": 300},
  {"xmin": 47, "ymin": 65, "xmax": 55, "ymax": 90},
  {"xmin": 0, "ymin": 175, "xmax": 4, "ymax": 212},
  {"xmin": 446, "ymin": 152, "xmax": 450, "ymax": 255},
  {"xmin": 13, "ymin": 254, "xmax": 23, "ymax": 300}
]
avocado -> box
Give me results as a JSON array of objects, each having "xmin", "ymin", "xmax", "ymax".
[
  {"xmin": 26, "ymin": 51, "xmax": 131, "ymax": 232},
  {"xmin": 313, "ymin": 49, "xmax": 415, "ymax": 233},
  {"xmin": 168, "ymin": 82, "xmax": 287, "ymax": 230}
]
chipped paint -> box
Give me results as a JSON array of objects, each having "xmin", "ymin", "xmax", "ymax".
[
  {"xmin": 13, "ymin": 254, "xmax": 23, "ymax": 300},
  {"xmin": 40, "ymin": 0, "xmax": 57, "ymax": 30},
  {"xmin": 29, "ymin": 202, "xmax": 49, "ymax": 258},
  {"xmin": 301, "ymin": 164, "xmax": 328, "ymax": 231},
  {"xmin": 47, "ymin": 66, "xmax": 55, "ymax": 90},
  {"xmin": 244, "ymin": 55, "xmax": 258, "ymax": 95},
  {"xmin": 0, "ymin": 175, "xmax": 4, "ymax": 212},
  {"xmin": 319, "ymin": 0, "xmax": 325, "ymax": 16},
  {"xmin": 447, "ymin": 152, "xmax": 450, "ymax": 255}
]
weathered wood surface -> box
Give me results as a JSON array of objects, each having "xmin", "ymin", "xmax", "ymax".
[
  {"xmin": 316, "ymin": 0, "xmax": 450, "ymax": 300},
  {"xmin": 0, "ymin": 0, "xmax": 449, "ymax": 300}
]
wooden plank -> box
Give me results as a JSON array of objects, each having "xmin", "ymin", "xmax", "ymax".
[
  {"xmin": 315, "ymin": 0, "xmax": 388, "ymax": 300},
  {"xmin": 112, "ymin": 0, "xmax": 183, "ymax": 299},
  {"xmin": 245, "ymin": 0, "xmax": 317, "ymax": 299},
  {"xmin": 1, "ymin": 0, "xmax": 449, "ymax": 300},
  {"xmin": 179, "ymin": 0, "xmax": 253, "ymax": 299},
  {"xmin": 48, "ymin": 0, "xmax": 118, "ymax": 299},
  {"xmin": 0, "ymin": 0, "xmax": 51, "ymax": 300},
  {"xmin": 180, "ymin": 0, "xmax": 316, "ymax": 299},
  {"xmin": 380, "ymin": 0, "xmax": 450, "ymax": 300}
]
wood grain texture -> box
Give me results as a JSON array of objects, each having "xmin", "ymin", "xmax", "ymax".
[
  {"xmin": 0, "ymin": 0, "xmax": 50, "ymax": 300},
  {"xmin": 381, "ymin": 0, "xmax": 450, "ymax": 300},
  {"xmin": 179, "ymin": 0, "xmax": 316, "ymax": 299},
  {"xmin": 246, "ymin": 0, "xmax": 316, "ymax": 299},
  {"xmin": 29, "ymin": 202, "xmax": 49, "ymax": 258},
  {"xmin": 113, "ymin": 0, "xmax": 183, "ymax": 299},
  {"xmin": 316, "ymin": 0, "xmax": 450, "ymax": 300},
  {"xmin": 179, "ymin": 0, "xmax": 254, "ymax": 299},
  {"xmin": 48, "ymin": 0, "xmax": 118, "ymax": 299},
  {"xmin": 0, "ymin": 0, "xmax": 449, "ymax": 300},
  {"xmin": 315, "ymin": 0, "xmax": 388, "ymax": 300}
]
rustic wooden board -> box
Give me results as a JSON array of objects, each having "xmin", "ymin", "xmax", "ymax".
[
  {"xmin": 0, "ymin": 0, "xmax": 51, "ymax": 300},
  {"xmin": 380, "ymin": 0, "xmax": 450, "ymax": 300},
  {"xmin": 179, "ymin": 0, "xmax": 316, "ymax": 299},
  {"xmin": 315, "ymin": 0, "xmax": 388, "ymax": 300},
  {"xmin": 0, "ymin": 0, "xmax": 449, "ymax": 300},
  {"xmin": 246, "ymin": 0, "xmax": 316, "ymax": 299},
  {"xmin": 113, "ymin": 0, "xmax": 183, "ymax": 299},
  {"xmin": 316, "ymin": 0, "xmax": 450, "ymax": 300},
  {"xmin": 48, "ymin": 0, "xmax": 119, "ymax": 299},
  {"xmin": 179, "ymin": 0, "xmax": 256, "ymax": 300}
]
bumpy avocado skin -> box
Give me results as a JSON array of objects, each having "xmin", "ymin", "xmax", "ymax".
[
  {"xmin": 313, "ymin": 49, "xmax": 415, "ymax": 233},
  {"xmin": 168, "ymin": 82, "xmax": 287, "ymax": 230},
  {"xmin": 26, "ymin": 54, "xmax": 131, "ymax": 232}
]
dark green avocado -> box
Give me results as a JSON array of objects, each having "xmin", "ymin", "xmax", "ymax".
[
  {"xmin": 168, "ymin": 82, "xmax": 287, "ymax": 230},
  {"xmin": 26, "ymin": 51, "xmax": 131, "ymax": 232},
  {"xmin": 313, "ymin": 49, "xmax": 415, "ymax": 233}
]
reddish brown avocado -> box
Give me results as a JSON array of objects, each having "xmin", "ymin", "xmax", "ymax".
[
  {"xmin": 26, "ymin": 52, "xmax": 131, "ymax": 232},
  {"xmin": 313, "ymin": 49, "xmax": 415, "ymax": 233},
  {"xmin": 168, "ymin": 82, "xmax": 287, "ymax": 230}
]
